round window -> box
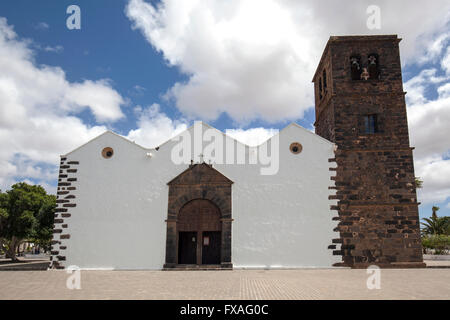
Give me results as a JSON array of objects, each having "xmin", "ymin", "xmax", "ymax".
[
  {"xmin": 290, "ymin": 142, "xmax": 303, "ymax": 155},
  {"xmin": 102, "ymin": 147, "xmax": 114, "ymax": 159}
]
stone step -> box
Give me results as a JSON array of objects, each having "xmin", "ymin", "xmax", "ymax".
[
  {"xmin": 0, "ymin": 260, "xmax": 50, "ymax": 271},
  {"xmin": 164, "ymin": 264, "xmax": 231, "ymax": 271}
]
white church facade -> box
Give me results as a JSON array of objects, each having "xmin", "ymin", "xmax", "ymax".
[{"xmin": 51, "ymin": 122, "xmax": 339, "ymax": 269}]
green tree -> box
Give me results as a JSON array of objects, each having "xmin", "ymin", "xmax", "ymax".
[
  {"xmin": 441, "ymin": 216, "xmax": 450, "ymax": 235},
  {"xmin": 0, "ymin": 206, "xmax": 7, "ymax": 255},
  {"xmin": 421, "ymin": 206, "xmax": 450, "ymax": 236},
  {"xmin": 30, "ymin": 194, "xmax": 57, "ymax": 251},
  {"xmin": 0, "ymin": 183, "xmax": 55, "ymax": 261},
  {"xmin": 432, "ymin": 206, "xmax": 439, "ymax": 218}
]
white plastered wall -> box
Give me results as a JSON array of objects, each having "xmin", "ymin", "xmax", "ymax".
[{"xmin": 61, "ymin": 122, "xmax": 339, "ymax": 269}]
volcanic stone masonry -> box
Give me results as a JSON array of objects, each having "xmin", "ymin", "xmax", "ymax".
[
  {"xmin": 50, "ymin": 157, "xmax": 78, "ymax": 269},
  {"xmin": 313, "ymin": 35, "xmax": 425, "ymax": 268}
]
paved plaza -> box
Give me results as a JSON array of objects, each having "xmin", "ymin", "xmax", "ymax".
[{"xmin": 0, "ymin": 268, "xmax": 449, "ymax": 300}]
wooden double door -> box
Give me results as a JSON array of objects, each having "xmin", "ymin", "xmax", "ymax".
[
  {"xmin": 178, "ymin": 231, "xmax": 221, "ymax": 265},
  {"xmin": 177, "ymin": 199, "xmax": 222, "ymax": 265}
]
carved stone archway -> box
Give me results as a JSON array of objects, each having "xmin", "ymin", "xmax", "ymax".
[
  {"xmin": 164, "ymin": 163, "xmax": 233, "ymax": 269},
  {"xmin": 178, "ymin": 199, "xmax": 221, "ymax": 265}
]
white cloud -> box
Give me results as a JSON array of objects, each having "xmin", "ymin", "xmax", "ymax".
[
  {"xmin": 405, "ymin": 69, "xmax": 448, "ymax": 105},
  {"xmin": 127, "ymin": 104, "xmax": 188, "ymax": 148},
  {"xmin": 408, "ymin": 85, "xmax": 450, "ymax": 159},
  {"xmin": 64, "ymin": 79, "xmax": 125, "ymax": 122},
  {"xmin": 34, "ymin": 22, "xmax": 49, "ymax": 30},
  {"xmin": 43, "ymin": 45, "xmax": 63, "ymax": 53},
  {"xmin": 406, "ymin": 38, "xmax": 450, "ymax": 204},
  {"xmin": 226, "ymin": 128, "xmax": 278, "ymax": 147},
  {"xmin": 0, "ymin": 17, "xmax": 125, "ymax": 192},
  {"xmin": 415, "ymin": 32, "xmax": 449, "ymax": 65},
  {"xmin": 442, "ymin": 46, "xmax": 450, "ymax": 74},
  {"xmin": 129, "ymin": 84, "xmax": 147, "ymax": 97},
  {"xmin": 416, "ymin": 158, "xmax": 450, "ymax": 204},
  {"xmin": 126, "ymin": 0, "xmax": 450, "ymax": 124},
  {"xmin": 126, "ymin": 103, "xmax": 280, "ymax": 149}
]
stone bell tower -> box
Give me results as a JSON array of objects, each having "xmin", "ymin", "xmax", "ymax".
[{"xmin": 313, "ymin": 35, "xmax": 425, "ymax": 268}]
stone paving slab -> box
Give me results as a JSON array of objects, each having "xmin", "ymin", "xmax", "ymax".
[
  {"xmin": 0, "ymin": 269, "xmax": 449, "ymax": 300},
  {"xmin": 425, "ymin": 260, "xmax": 450, "ymax": 268}
]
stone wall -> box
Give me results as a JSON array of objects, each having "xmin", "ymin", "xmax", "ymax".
[
  {"xmin": 313, "ymin": 35, "xmax": 425, "ymax": 268},
  {"xmin": 50, "ymin": 157, "xmax": 78, "ymax": 269}
]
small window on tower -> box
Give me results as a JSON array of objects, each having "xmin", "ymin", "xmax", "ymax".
[
  {"xmin": 322, "ymin": 69, "xmax": 327, "ymax": 90},
  {"xmin": 368, "ymin": 53, "xmax": 380, "ymax": 80},
  {"xmin": 350, "ymin": 55, "xmax": 362, "ymax": 80},
  {"xmin": 364, "ymin": 114, "xmax": 379, "ymax": 134}
]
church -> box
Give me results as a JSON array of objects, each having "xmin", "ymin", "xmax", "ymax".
[{"xmin": 51, "ymin": 35, "xmax": 425, "ymax": 270}]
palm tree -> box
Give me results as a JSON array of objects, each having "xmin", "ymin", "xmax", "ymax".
[
  {"xmin": 432, "ymin": 206, "xmax": 439, "ymax": 218},
  {"xmin": 421, "ymin": 206, "xmax": 447, "ymax": 235}
]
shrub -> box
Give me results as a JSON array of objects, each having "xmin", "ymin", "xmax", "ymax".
[{"xmin": 422, "ymin": 235, "xmax": 450, "ymax": 255}]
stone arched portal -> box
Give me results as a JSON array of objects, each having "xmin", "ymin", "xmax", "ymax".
[
  {"xmin": 178, "ymin": 199, "xmax": 221, "ymax": 265},
  {"xmin": 164, "ymin": 163, "xmax": 233, "ymax": 269}
]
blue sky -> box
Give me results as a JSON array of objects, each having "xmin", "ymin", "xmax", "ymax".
[{"xmin": 0, "ymin": 0, "xmax": 449, "ymax": 219}]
